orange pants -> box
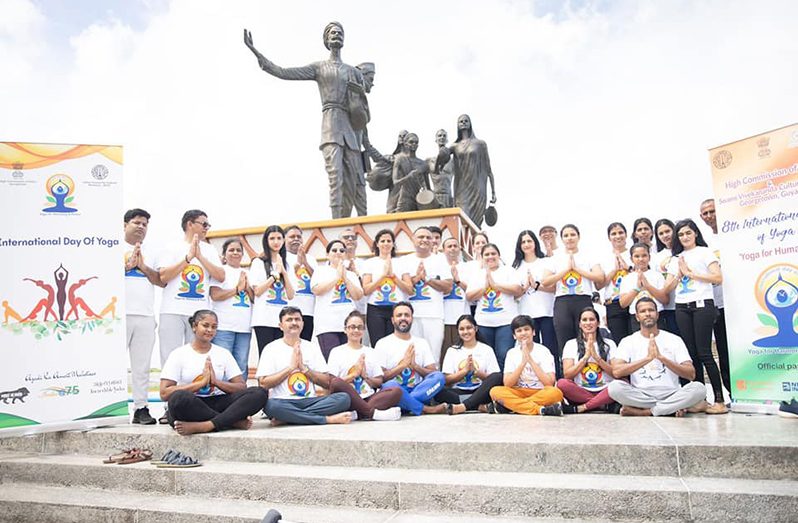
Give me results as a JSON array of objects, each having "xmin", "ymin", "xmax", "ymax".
[{"xmin": 489, "ymin": 386, "xmax": 563, "ymax": 415}]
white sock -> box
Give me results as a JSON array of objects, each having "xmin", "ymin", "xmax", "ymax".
[{"xmin": 372, "ymin": 406, "xmax": 401, "ymax": 421}]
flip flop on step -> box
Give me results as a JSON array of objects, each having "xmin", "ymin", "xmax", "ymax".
[
  {"xmin": 156, "ymin": 454, "xmax": 201, "ymax": 468},
  {"xmin": 103, "ymin": 448, "xmax": 138, "ymax": 464},
  {"xmin": 116, "ymin": 448, "xmax": 153, "ymax": 465},
  {"xmin": 151, "ymin": 449, "xmax": 182, "ymax": 465}
]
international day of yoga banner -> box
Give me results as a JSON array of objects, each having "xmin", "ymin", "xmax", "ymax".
[
  {"xmin": 709, "ymin": 124, "xmax": 798, "ymax": 406},
  {"xmin": 0, "ymin": 143, "xmax": 128, "ymax": 435}
]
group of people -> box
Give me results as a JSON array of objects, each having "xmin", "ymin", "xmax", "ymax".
[{"xmin": 123, "ymin": 198, "xmax": 730, "ymax": 432}]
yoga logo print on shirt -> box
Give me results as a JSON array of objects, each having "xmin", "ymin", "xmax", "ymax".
[
  {"xmin": 444, "ymin": 283, "xmax": 464, "ymax": 301},
  {"xmin": 481, "ymin": 287, "xmax": 503, "ymax": 312},
  {"xmin": 677, "ymin": 275, "xmax": 695, "ymax": 295},
  {"xmin": 331, "ymin": 279, "xmax": 353, "ymax": 304},
  {"xmin": 639, "ymin": 359, "xmax": 667, "ymax": 382},
  {"xmin": 373, "ymin": 277, "xmax": 399, "ymax": 306},
  {"xmin": 266, "ymin": 280, "xmax": 289, "ymax": 305},
  {"xmin": 192, "ymin": 374, "xmax": 214, "ymax": 396},
  {"xmin": 608, "ymin": 269, "xmax": 627, "ymax": 301},
  {"xmin": 178, "ymin": 264, "xmax": 205, "ymax": 299},
  {"xmin": 560, "ymin": 270, "xmax": 582, "ymax": 295},
  {"xmin": 580, "ymin": 362, "xmax": 605, "ymax": 390},
  {"xmin": 399, "ymin": 366, "xmax": 418, "ymax": 388},
  {"xmin": 457, "ymin": 358, "xmax": 481, "ymax": 388},
  {"xmin": 124, "ymin": 252, "xmax": 145, "ymax": 278},
  {"xmin": 287, "ymin": 370, "xmax": 311, "ymax": 397},
  {"xmin": 409, "ymin": 280, "xmax": 431, "ymax": 301},
  {"xmin": 295, "ymin": 266, "xmax": 313, "ymax": 295},
  {"xmin": 233, "ymin": 290, "xmax": 251, "ymax": 308}
]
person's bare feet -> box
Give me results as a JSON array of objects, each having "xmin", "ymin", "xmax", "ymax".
[
  {"xmin": 675, "ymin": 409, "xmax": 686, "ymax": 417},
  {"xmin": 269, "ymin": 418, "xmax": 286, "ymax": 427},
  {"xmin": 326, "ymin": 412, "xmax": 352, "ymax": 424},
  {"xmin": 619, "ymin": 406, "xmax": 652, "ymax": 417},
  {"xmin": 705, "ymin": 402, "xmax": 728, "ymax": 415},
  {"xmin": 232, "ymin": 417, "xmax": 253, "ymax": 430},
  {"xmin": 687, "ymin": 400, "xmax": 709, "ymax": 414},
  {"xmin": 477, "ymin": 404, "xmax": 488, "ymax": 413},
  {"xmin": 422, "ymin": 403, "xmax": 448, "ymax": 414},
  {"xmin": 451, "ymin": 403, "xmax": 467, "ymax": 415},
  {"xmin": 174, "ymin": 420, "xmax": 215, "ymax": 435},
  {"xmin": 577, "ymin": 404, "xmax": 588, "ymax": 413}
]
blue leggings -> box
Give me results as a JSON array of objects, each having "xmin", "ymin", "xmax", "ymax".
[
  {"xmin": 382, "ymin": 371, "xmax": 445, "ymax": 416},
  {"xmin": 478, "ymin": 324, "xmax": 514, "ymax": 371}
]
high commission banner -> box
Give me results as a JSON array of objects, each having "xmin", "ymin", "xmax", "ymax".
[
  {"xmin": 0, "ymin": 143, "xmax": 128, "ymax": 436},
  {"xmin": 709, "ymin": 124, "xmax": 798, "ymax": 409}
]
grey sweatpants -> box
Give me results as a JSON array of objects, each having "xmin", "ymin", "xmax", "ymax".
[
  {"xmin": 608, "ymin": 380, "xmax": 705, "ymax": 416},
  {"xmin": 158, "ymin": 313, "xmax": 192, "ymax": 366},
  {"xmin": 265, "ymin": 393, "xmax": 351, "ymax": 425},
  {"xmin": 126, "ymin": 315, "xmax": 156, "ymax": 409}
]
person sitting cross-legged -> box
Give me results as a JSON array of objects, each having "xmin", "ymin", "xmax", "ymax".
[
  {"xmin": 257, "ymin": 306, "xmax": 352, "ymax": 425},
  {"xmin": 608, "ymin": 297, "xmax": 706, "ymax": 417},
  {"xmin": 489, "ymin": 314, "xmax": 564, "ymax": 416}
]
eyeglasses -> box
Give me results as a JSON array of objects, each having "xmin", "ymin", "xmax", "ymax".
[
  {"xmin": 341, "ymin": 235, "xmax": 356, "ymax": 241},
  {"xmin": 193, "ymin": 221, "xmax": 211, "ymax": 229},
  {"xmin": 345, "ymin": 325, "xmax": 365, "ymax": 331}
]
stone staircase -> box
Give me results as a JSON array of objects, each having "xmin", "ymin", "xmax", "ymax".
[{"xmin": 0, "ymin": 414, "xmax": 796, "ymax": 522}]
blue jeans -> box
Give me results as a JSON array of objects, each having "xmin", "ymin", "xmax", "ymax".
[
  {"xmin": 383, "ymin": 371, "xmax": 445, "ymax": 416},
  {"xmin": 265, "ymin": 393, "xmax": 351, "ymax": 425},
  {"xmin": 533, "ymin": 316, "xmax": 557, "ymax": 355},
  {"xmin": 212, "ymin": 330, "xmax": 252, "ymax": 377},
  {"xmin": 478, "ymin": 324, "xmax": 514, "ymax": 371}
]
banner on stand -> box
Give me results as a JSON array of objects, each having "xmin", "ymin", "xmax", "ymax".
[
  {"xmin": 709, "ymin": 124, "xmax": 798, "ymax": 406},
  {"xmin": 0, "ymin": 142, "xmax": 128, "ymax": 436}
]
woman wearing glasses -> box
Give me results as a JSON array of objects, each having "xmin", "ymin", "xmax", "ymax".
[
  {"xmin": 312, "ymin": 240, "xmax": 364, "ymax": 360},
  {"xmin": 327, "ymin": 311, "xmax": 403, "ymax": 420}
]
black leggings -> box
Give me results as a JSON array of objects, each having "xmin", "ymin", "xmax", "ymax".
[
  {"xmin": 714, "ymin": 307, "xmax": 731, "ymax": 394},
  {"xmin": 675, "ymin": 300, "xmax": 724, "ymax": 402},
  {"xmin": 167, "ymin": 387, "xmax": 268, "ymax": 431},
  {"xmin": 253, "ymin": 326, "xmax": 283, "ymax": 356},
  {"xmin": 444, "ymin": 372, "xmax": 504, "ymax": 411},
  {"xmin": 605, "ymin": 301, "xmax": 630, "ymax": 345},
  {"xmin": 553, "ymin": 295, "xmax": 593, "ymax": 379},
  {"xmin": 366, "ymin": 304, "xmax": 394, "ymax": 346}
]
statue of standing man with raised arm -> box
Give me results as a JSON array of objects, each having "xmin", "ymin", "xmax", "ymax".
[{"xmin": 244, "ymin": 22, "xmax": 369, "ymax": 218}]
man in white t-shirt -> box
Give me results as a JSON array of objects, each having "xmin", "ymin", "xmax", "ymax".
[
  {"xmin": 285, "ymin": 225, "xmax": 317, "ymax": 341},
  {"xmin": 256, "ymin": 306, "xmax": 352, "ymax": 425},
  {"xmin": 123, "ymin": 208, "xmax": 164, "ymax": 425},
  {"xmin": 699, "ymin": 198, "xmax": 731, "ymax": 399},
  {"xmin": 608, "ymin": 298, "xmax": 706, "ymax": 416},
  {"xmin": 400, "ymin": 226, "xmax": 453, "ymax": 363},
  {"xmin": 539, "ymin": 225, "xmax": 559, "ymax": 257},
  {"xmin": 373, "ymin": 302, "xmax": 449, "ymax": 415},
  {"xmin": 441, "ymin": 238, "xmax": 469, "ymax": 362},
  {"xmin": 489, "ymin": 315, "xmax": 564, "ymax": 415}
]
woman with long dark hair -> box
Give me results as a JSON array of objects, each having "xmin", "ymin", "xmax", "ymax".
[
  {"xmin": 664, "ymin": 219, "xmax": 726, "ymax": 414},
  {"xmin": 631, "ymin": 217, "xmax": 654, "ymax": 248},
  {"xmin": 653, "ymin": 219, "xmax": 679, "ymax": 334},
  {"xmin": 361, "ymin": 229, "xmax": 410, "ymax": 345},
  {"xmin": 311, "ymin": 240, "xmax": 364, "ymax": 360},
  {"xmin": 619, "ymin": 243, "xmax": 669, "ymax": 332},
  {"xmin": 249, "ymin": 225, "xmax": 295, "ymax": 355},
  {"xmin": 442, "ymin": 315, "xmax": 503, "ymax": 414},
  {"xmin": 601, "ymin": 222, "xmax": 632, "ymax": 344},
  {"xmin": 210, "ymin": 239, "xmax": 254, "ymax": 375},
  {"xmin": 465, "ymin": 243, "xmax": 523, "ymax": 370},
  {"xmin": 556, "ymin": 307, "xmax": 617, "ymax": 413},
  {"xmin": 543, "ymin": 224, "xmax": 604, "ymax": 379},
  {"xmin": 160, "ymin": 310, "xmax": 268, "ymax": 435},
  {"xmin": 513, "ymin": 230, "xmax": 557, "ymax": 352}
]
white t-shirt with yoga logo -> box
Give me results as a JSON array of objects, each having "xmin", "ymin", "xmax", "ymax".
[
  {"xmin": 161, "ymin": 344, "xmax": 241, "ymax": 398},
  {"xmin": 210, "ymin": 265, "xmax": 252, "ymax": 333},
  {"xmin": 561, "ymin": 338, "xmax": 617, "ymax": 391},
  {"xmin": 466, "ymin": 265, "xmax": 522, "ymax": 327},
  {"xmin": 255, "ymin": 338, "xmax": 328, "ymax": 400},
  {"xmin": 157, "ymin": 241, "xmax": 221, "ymax": 316},
  {"xmin": 667, "ymin": 247, "xmax": 718, "ymax": 304},
  {"xmin": 549, "ymin": 252, "xmax": 598, "ymax": 298},
  {"xmin": 373, "ymin": 334, "xmax": 436, "ymax": 390},
  {"xmin": 327, "ymin": 344, "xmax": 383, "ymax": 398},
  {"xmin": 441, "ymin": 342, "xmax": 500, "ymax": 391}
]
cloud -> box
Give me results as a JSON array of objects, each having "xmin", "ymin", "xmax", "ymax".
[{"xmin": 1, "ymin": 0, "xmax": 796, "ymax": 255}]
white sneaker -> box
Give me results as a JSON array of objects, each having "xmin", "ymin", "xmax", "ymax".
[
  {"xmin": 349, "ymin": 410, "xmax": 359, "ymax": 421},
  {"xmin": 372, "ymin": 406, "xmax": 401, "ymax": 421}
]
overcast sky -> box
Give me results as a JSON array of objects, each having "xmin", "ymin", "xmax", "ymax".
[{"xmin": 2, "ymin": 0, "xmax": 796, "ymax": 256}]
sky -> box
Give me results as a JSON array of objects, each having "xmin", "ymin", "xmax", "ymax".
[{"xmin": 1, "ymin": 0, "xmax": 796, "ymax": 256}]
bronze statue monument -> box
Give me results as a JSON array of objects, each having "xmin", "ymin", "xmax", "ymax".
[{"xmin": 244, "ymin": 22, "xmax": 370, "ymax": 219}]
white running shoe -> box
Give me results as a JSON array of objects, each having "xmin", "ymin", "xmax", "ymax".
[{"xmin": 372, "ymin": 406, "xmax": 401, "ymax": 421}]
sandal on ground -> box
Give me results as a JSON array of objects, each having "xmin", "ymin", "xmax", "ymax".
[
  {"xmin": 103, "ymin": 449, "xmax": 136, "ymax": 464},
  {"xmin": 156, "ymin": 453, "xmax": 201, "ymax": 468},
  {"xmin": 117, "ymin": 448, "xmax": 153, "ymax": 465},
  {"xmin": 151, "ymin": 449, "xmax": 182, "ymax": 465}
]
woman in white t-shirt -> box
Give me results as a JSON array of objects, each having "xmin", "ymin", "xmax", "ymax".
[
  {"xmin": 443, "ymin": 315, "xmax": 503, "ymax": 414},
  {"xmin": 463, "ymin": 232, "xmax": 489, "ymax": 315},
  {"xmin": 159, "ymin": 310, "xmax": 268, "ymax": 435},
  {"xmin": 620, "ymin": 243, "xmax": 669, "ymax": 332},
  {"xmin": 512, "ymin": 230, "xmax": 557, "ymax": 352},
  {"xmin": 361, "ymin": 229, "xmax": 411, "ymax": 346},
  {"xmin": 653, "ymin": 218, "xmax": 679, "ymax": 335},
  {"xmin": 326, "ymin": 311, "xmax": 403, "ymax": 420},
  {"xmin": 542, "ymin": 224, "xmax": 604, "ymax": 380},
  {"xmin": 466, "ymin": 243, "xmax": 523, "ymax": 371},
  {"xmin": 312, "ymin": 240, "xmax": 364, "ymax": 360},
  {"xmin": 601, "ymin": 222, "xmax": 632, "ymax": 345},
  {"xmin": 631, "ymin": 217, "xmax": 654, "ymax": 248},
  {"xmin": 664, "ymin": 219, "xmax": 726, "ymax": 415},
  {"xmin": 250, "ymin": 225, "xmax": 295, "ymax": 355},
  {"xmin": 210, "ymin": 239, "xmax": 254, "ymax": 376},
  {"xmin": 556, "ymin": 307, "xmax": 617, "ymax": 413}
]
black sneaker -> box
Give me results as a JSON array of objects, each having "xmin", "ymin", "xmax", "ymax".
[
  {"xmin": 540, "ymin": 403, "xmax": 563, "ymax": 416},
  {"xmin": 132, "ymin": 407, "xmax": 156, "ymax": 425},
  {"xmin": 778, "ymin": 398, "xmax": 798, "ymax": 419},
  {"xmin": 561, "ymin": 403, "xmax": 579, "ymax": 414}
]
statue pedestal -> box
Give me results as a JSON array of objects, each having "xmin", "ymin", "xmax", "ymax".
[{"xmin": 206, "ymin": 208, "xmax": 482, "ymax": 263}]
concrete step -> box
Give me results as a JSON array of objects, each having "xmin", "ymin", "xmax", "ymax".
[
  {"xmin": 0, "ymin": 483, "xmax": 554, "ymax": 523},
  {"xmin": 0, "ymin": 453, "xmax": 795, "ymax": 522},
  {"xmin": 2, "ymin": 414, "xmax": 796, "ymax": 479}
]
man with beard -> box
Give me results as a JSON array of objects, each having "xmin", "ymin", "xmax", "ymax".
[
  {"xmin": 285, "ymin": 225, "xmax": 317, "ymax": 341},
  {"xmin": 257, "ymin": 307, "xmax": 352, "ymax": 425},
  {"xmin": 372, "ymin": 302, "xmax": 452, "ymax": 415},
  {"xmin": 608, "ymin": 298, "xmax": 706, "ymax": 416}
]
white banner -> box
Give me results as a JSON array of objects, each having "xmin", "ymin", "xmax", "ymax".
[{"xmin": 0, "ymin": 143, "xmax": 128, "ymax": 436}]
